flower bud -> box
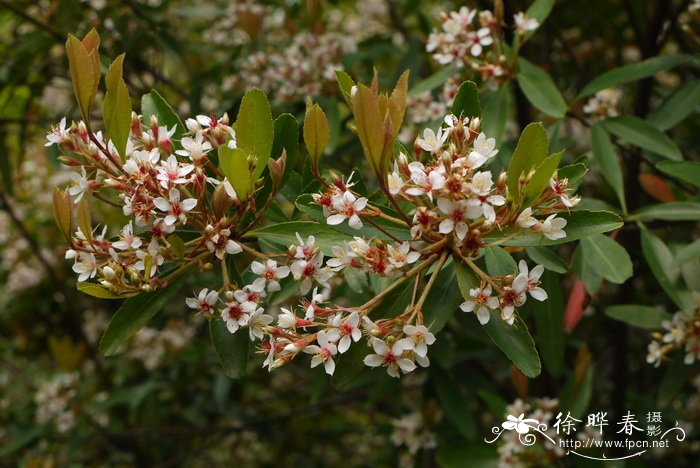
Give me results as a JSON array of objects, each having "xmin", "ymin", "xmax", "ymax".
[
  {"xmin": 212, "ymin": 184, "xmax": 234, "ymax": 218},
  {"xmin": 53, "ymin": 187, "xmax": 73, "ymax": 244},
  {"xmin": 267, "ymin": 150, "xmax": 287, "ymax": 189}
]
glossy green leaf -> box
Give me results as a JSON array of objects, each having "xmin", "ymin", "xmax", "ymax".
[
  {"xmin": 210, "ymin": 319, "xmax": 249, "ymax": 379},
  {"xmin": 271, "ymin": 113, "xmax": 299, "ymax": 183},
  {"xmin": 236, "ymin": 88, "xmax": 274, "ymax": 180},
  {"xmin": 485, "ymin": 210, "xmax": 623, "ymax": 246},
  {"xmin": 102, "ymin": 54, "xmax": 131, "ymax": 158},
  {"xmin": 450, "ymin": 81, "xmax": 481, "ymax": 119},
  {"xmin": 557, "ymin": 161, "xmax": 588, "ymax": 191},
  {"xmin": 533, "ymin": 271, "xmax": 565, "ymax": 377},
  {"xmin": 483, "ymin": 314, "xmax": 541, "ymax": 378},
  {"xmin": 523, "ymin": 150, "xmax": 563, "ymax": 205},
  {"xmin": 77, "ymin": 283, "xmax": 138, "ymax": 299},
  {"xmin": 141, "ymin": 90, "xmax": 186, "ymax": 138},
  {"xmin": 590, "ymin": 123, "xmax": 626, "ymax": 212},
  {"xmin": 656, "ymin": 161, "xmax": 700, "ymax": 188},
  {"xmin": 99, "ymin": 269, "xmax": 192, "ymax": 356},
  {"xmin": 572, "ymin": 244, "xmax": 602, "ymax": 294},
  {"xmin": 334, "ymin": 70, "xmax": 356, "ymax": 106},
  {"xmin": 648, "ymin": 79, "xmax": 700, "ymax": 131},
  {"xmin": 673, "ymin": 239, "xmax": 700, "ymax": 267},
  {"xmin": 640, "ymin": 225, "xmax": 690, "ymax": 311},
  {"xmin": 219, "ymin": 145, "xmax": 250, "ymax": 198},
  {"xmin": 602, "ymin": 115, "xmax": 682, "ymax": 161},
  {"xmin": 246, "ymin": 221, "xmax": 354, "ymax": 256},
  {"xmin": 484, "ymin": 246, "xmax": 516, "ymax": 276},
  {"xmin": 423, "ymin": 262, "xmax": 463, "ymax": 333},
  {"xmin": 579, "ymin": 234, "xmax": 632, "ymax": 284},
  {"xmin": 517, "ymin": 58, "xmax": 567, "ymax": 119},
  {"xmin": 605, "ymin": 304, "xmax": 671, "ymax": 329},
  {"xmin": 632, "ymin": 202, "xmax": 700, "ymax": 221},
  {"xmin": 507, "ymin": 122, "xmax": 549, "ymax": 199},
  {"xmin": 481, "ymin": 84, "xmax": 511, "ymax": 145},
  {"xmin": 578, "ymin": 54, "xmax": 694, "ymax": 98},
  {"xmin": 525, "ymin": 246, "xmax": 567, "ymax": 274}
]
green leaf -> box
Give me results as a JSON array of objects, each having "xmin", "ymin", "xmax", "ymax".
[
  {"xmin": 432, "ymin": 369, "xmax": 476, "ymax": 439},
  {"xmin": 640, "ymin": 225, "xmax": 690, "ymax": 311},
  {"xmin": 408, "ymin": 66, "xmax": 455, "ymax": 96},
  {"xmin": 525, "ymin": 0, "xmax": 555, "ymax": 26},
  {"xmin": 557, "ymin": 161, "xmax": 588, "ymax": 191},
  {"xmin": 605, "ymin": 304, "xmax": 671, "ymax": 329},
  {"xmin": 523, "ymin": 150, "xmax": 563, "ymax": 205},
  {"xmin": 485, "ymin": 210, "xmax": 623, "ymax": 246},
  {"xmin": 236, "ymin": 88, "xmax": 274, "ymax": 180},
  {"xmin": 219, "ymin": 145, "xmax": 250, "ymax": 198},
  {"xmin": 303, "ymin": 101, "xmax": 330, "ymax": 166},
  {"xmin": 141, "ymin": 90, "xmax": 185, "ymax": 138},
  {"xmin": 209, "ymin": 319, "xmax": 249, "ymax": 379},
  {"xmin": 602, "ymin": 115, "xmax": 682, "ymax": 161},
  {"xmin": 423, "ymin": 262, "xmax": 463, "ymax": 333},
  {"xmin": 632, "ymin": 202, "xmax": 700, "ymax": 221},
  {"xmin": 246, "ymin": 221, "xmax": 353, "ymax": 256},
  {"xmin": 658, "ymin": 352, "xmax": 694, "ymax": 406},
  {"xmin": 590, "ymin": 124, "xmax": 626, "ymax": 212},
  {"xmin": 102, "ymin": 54, "xmax": 131, "ymax": 158},
  {"xmin": 77, "ymin": 283, "xmax": 138, "ymax": 299},
  {"xmin": 272, "ymin": 113, "xmax": 299, "ymax": 183},
  {"xmin": 673, "ymin": 239, "xmax": 700, "ymax": 267},
  {"xmin": 481, "ymin": 84, "xmax": 510, "ymax": 145},
  {"xmin": 579, "ymin": 234, "xmax": 633, "ymax": 284},
  {"xmin": 533, "ymin": 271, "xmax": 565, "ymax": 377},
  {"xmin": 455, "ymin": 259, "xmax": 480, "ymax": 298},
  {"xmin": 656, "ymin": 161, "xmax": 700, "ymax": 188},
  {"xmin": 507, "ymin": 122, "xmax": 549, "ymax": 199},
  {"xmin": 99, "ymin": 269, "xmax": 192, "ymax": 356},
  {"xmin": 330, "ymin": 340, "xmax": 371, "ymax": 390},
  {"xmin": 484, "ymin": 246, "xmax": 516, "ymax": 276},
  {"xmin": 516, "ymin": 58, "xmax": 567, "ymax": 119},
  {"xmin": 483, "ymin": 314, "xmax": 541, "ymax": 378},
  {"xmin": 334, "ymin": 70, "xmax": 356, "ymax": 106},
  {"xmin": 578, "ymin": 54, "xmax": 694, "ymax": 98},
  {"xmin": 525, "ymin": 246, "xmax": 567, "ymax": 274},
  {"xmin": 450, "ymin": 81, "xmax": 481, "ymax": 119},
  {"xmin": 648, "ymin": 79, "xmax": 700, "ymax": 131},
  {"xmin": 571, "ymin": 245, "xmax": 602, "ymax": 294}
]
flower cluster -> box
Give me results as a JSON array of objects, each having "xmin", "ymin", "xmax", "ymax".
[
  {"xmin": 646, "ymin": 293, "xmax": 700, "ymax": 367},
  {"xmin": 427, "ymin": 7, "xmax": 539, "ymax": 84},
  {"xmin": 582, "ymin": 88, "xmax": 623, "ymax": 119}
]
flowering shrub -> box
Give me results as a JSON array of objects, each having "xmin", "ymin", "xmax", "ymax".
[{"xmin": 2, "ymin": 0, "xmax": 700, "ymax": 465}]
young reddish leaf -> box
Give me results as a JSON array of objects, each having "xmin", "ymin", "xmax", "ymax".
[
  {"xmin": 563, "ymin": 279, "xmax": 587, "ymax": 333},
  {"xmin": 303, "ymin": 99, "xmax": 329, "ymax": 169},
  {"xmin": 352, "ymin": 84, "xmax": 383, "ymax": 175},
  {"xmin": 52, "ymin": 187, "xmax": 72, "ymax": 244},
  {"xmin": 66, "ymin": 33, "xmax": 100, "ymax": 125},
  {"xmin": 639, "ymin": 173, "xmax": 675, "ymax": 203},
  {"xmin": 75, "ymin": 197, "xmax": 92, "ymax": 243},
  {"xmin": 388, "ymin": 70, "xmax": 409, "ymax": 136}
]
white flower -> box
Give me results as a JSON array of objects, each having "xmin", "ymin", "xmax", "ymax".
[
  {"xmin": 387, "ymin": 165, "xmax": 404, "ymax": 195},
  {"xmin": 402, "ymin": 325, "xmax": 436, "ymax": 358},
  {"xmin": 646, "ymin": 341, "xmax": 662, "ymax": 367},
  {"xmin": 176, "ymin": 133, "xmax": 213, "ymax": 160},
  {"xmin": 248, "ymin": 307, "xmax": 273, "ymax": 341},
  {"xmin": 156, "ymin": 155, "xmax": 194, "ymax": 188},
  {"xmin": 467, "ymin": 28, "xmax": 493, "ymax": 56},
  {"xmin": 46, "ymin": 117, "xmax": 68, "ymax": 146},
  {"xmin": 153, "ymin": 188, "xmax": 198, "ymax": 226},
  {"xmin": 277, "ymin": 308, "xmax": 298, "ymax": 329},
  {"xmin": 291, "ymin": 253, "xmax": 331, "ymax": 295},
  {"xmin": 327, "ymin": 191, "xmax": 367, "ymax": 229},
  {"xmin": 222, "ymin": 179, "xmax": 238, "ymax": 201},
  {"xmin": 221, "ymin": 300, "xmax": 250, "ymax": 334},
  {"xmin": 185, "ymin": 288, "xmax": 219, "ymax": 314},
  {"xmin": 518, "ymin": 260, "xmax": 547, "ymax": 301},
  {"xmin": 363, "ymin": 338, "xmax": 416, "ymax": 378},
  {"xmin": 460, "ymin": 284, "xmax": 500, "ymax": 325},
  {"xmin": 305, "ymin": 287, "xmax": 326, "ymax": 320},
  {"xmin": 329, "ymin": 312, "xmax": 362, "ymax": 353},
  {"xmin": 250, "ymin": 259, "xmax": 291, "ymax": 293},
  {"xmin": 549, "ymin": 178, "xmax": 580, "ymax": 207},
  {"xmin": 387, "ymin": 242, "xmax": 421, "ymax": 270},
  {"xmin": 469, "ymin": 172, "xmax": 505, "ymax": 223},
  {"xmin": 326, "ymin": 244, "xmax": 356, "ymax": 271},
  {"xmin": 416, "ymin": 128, "xmax": 448, "ymax": 153},
  {"xmin": 437, "ymin": 198, "xmax": 479, "ymax": 240},
  {"xmin": 406, "ymin": 164, "xmax": 446, "ymax": 201},
  {"xmin": 501, "ymin": 273, "xmax": 528, "ymax": 325},
  {"xmin": 69, "ymin": 167, "xmax": 90, "ymax": 203},
  {"xmin": 516, "ymin": 207, "xmax": 539, "ymax": 229},
  {"xmin": 112, "ymin": 221, "xmax": 142, "ymax": 250},
  {"xmin": 470, "ymin": 132, "xmax": 498, "ymax": 160},
  {"xmin": 541, "ymin": 214, "xmax": 567, "ymax": 240},
  {"xmin": 72, "ymin": 252, "xmax": 98, "ymax": 282},
  {"xmin": 514, "ymin": 12, "xmax": 539, "ymax": 32},
  {"xmin": 292, "ymin": 233, "xmax": 316, "ymax": 259},
  {"xmin": 303, "ymin": 330, "xmax": 338, "ymax": 375},
  {"xmin": 134, "ymin": 240, "xmax": 164, "ymax": 276}
]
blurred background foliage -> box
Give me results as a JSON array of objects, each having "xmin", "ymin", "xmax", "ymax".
[{"xmin": 1, "ymin": 0, "xmax": 699, "ymax": 466}]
